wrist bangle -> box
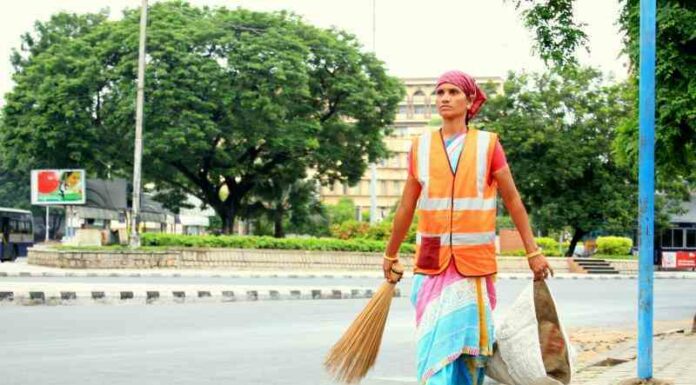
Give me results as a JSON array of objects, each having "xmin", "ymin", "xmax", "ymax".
[
  {"xmin": 526, "ymin": 248, "xmax": 542, "ymax": 259},
  {"xmin": 383, "ymin": 253, "xmax": 399, "ymax": 262}
]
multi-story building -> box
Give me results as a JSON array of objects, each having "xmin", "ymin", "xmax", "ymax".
[{"xmin": 320, "ymin": 76, "xmax": 504, "ymax": 221}]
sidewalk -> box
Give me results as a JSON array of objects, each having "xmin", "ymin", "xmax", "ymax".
[
  {"xmin": 1, "ymin": 258, "xmax": 694, "ymax": 306},
  {"xmin": 0, "ymin": 258, "xmax": 386, "ymax": 305},
  {"xmin": 575, "ymin": 331, "xmax": 695, "ymax": 385},
  {"xmin": 2, "ymin": 258, "xmax": 695, "ymax": 280}
]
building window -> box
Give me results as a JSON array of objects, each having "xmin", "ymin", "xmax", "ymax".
[
  {"xmin": 662, "ymin": 228, "xmax": 687, "ymax": 248},
  {"xmin": 380, "ymin": 181, "xmax": 387, "ymax": 195},
  {"xmin": 342, "ymin": 184, "xmax": 348, "ymax": 195},
  {"xmin": 392, "ymin": 181, "xmax": 401, "ymax": 195},
  {"xmin": 686, "ymin": 229, "xmax": 696, "ymax": 248},
  {"xmin": 399, "ymin": 105, "xmax": 408, "ymax": 115},
  {"xmin": 674, "ymin": 228, "xmax": 684, "ymax": 248},
  {"xmin": 412, "ymin": 90, "xmax": 426, "ymax": 117},
  {"xmin": 661, "ymin": 229, "xmax": 673, "ymax": 248}
]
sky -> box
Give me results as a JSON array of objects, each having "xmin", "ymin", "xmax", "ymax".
[{"xmin": 0, "ymin": 0, "xmax": 628, "ymax": 107}]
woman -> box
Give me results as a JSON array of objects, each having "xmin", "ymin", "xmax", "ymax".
[{"xmin": 382, "ymin": 70, "xmax": 553, "ymax": 385}]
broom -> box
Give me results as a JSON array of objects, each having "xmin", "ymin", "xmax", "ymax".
[{"xmin": 324, "ymin": 262, "xmax": 405, "ymax": 384}]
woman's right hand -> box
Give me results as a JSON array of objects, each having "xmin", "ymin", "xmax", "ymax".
[{"xmin": 383, "ymin": 258, "xmax": 398, "ymax": 283}]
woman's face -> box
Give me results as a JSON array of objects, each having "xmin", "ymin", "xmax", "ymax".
[{"xmin": 435, "ymin": 83, "xmax": 471, "ymax": 119}]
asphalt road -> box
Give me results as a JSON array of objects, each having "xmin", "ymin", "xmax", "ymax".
[{"xmin": 1, "ymin": 279, "xmax": 694, "ymax": 385}]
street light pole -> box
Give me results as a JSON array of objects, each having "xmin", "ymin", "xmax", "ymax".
[
  {"xmin": 130, "ymin": 0, "xmax": 148, "ymax": 248},
  {"xmin": 637, "ymin": 0, "xmax": 656, "ymax": 379},
  {"xmin": 369, "ymin": 0, "xmax": 378, "ymax": 224}
]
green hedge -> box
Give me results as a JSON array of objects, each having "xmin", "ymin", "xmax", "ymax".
[
  {"xmin": 141, "ymin": 233, "xmax": 415, "ymax": 254},
  {"xmin": 329, "ymin": 219, "xmax": 417, "ymax": 244},
  {"xmin": 504, "ymin": 237, "xmax": 563, "ymax": 257},
  {"xmin": 535, "ymin": 237, "xmax": 560, "ymax": 253},
  {"xmin": 596, "ymin": 236, "xmax": 633, "ymax": 255}
]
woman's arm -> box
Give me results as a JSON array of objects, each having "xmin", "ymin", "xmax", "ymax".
[
  {"xmin": 382, "ymin": 175, "xmax": 422, "ymax": 282},
  {"xmin": 494, "ymin": 166, "xmax": 553, "ymax": 280}
]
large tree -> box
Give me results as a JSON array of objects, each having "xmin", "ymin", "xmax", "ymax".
[
  {"xmin": 509, "ymin": 0, "xmax": 695, "ymax": 186},
  {"xmin": 1, "ymin": 2, "xmax": 404, "ymax": 233},
  {"xmin": 615, "ymin": 0, "xmax": 695, "ymax": 188},
  {"xmin": 478, "ymin": 67, "xmax": 638, "ymax": 255}
]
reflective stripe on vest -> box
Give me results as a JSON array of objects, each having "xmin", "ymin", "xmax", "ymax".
[
  {"xmin": 416, "ymin": 231, "xmax": 496, "ymax": 246},
  {"xmin": 417, "ymin": 197, "xmax": 497, "ymax": 211}
]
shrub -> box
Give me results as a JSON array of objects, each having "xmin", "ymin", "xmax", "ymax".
[
  {"xmin": 140, "ymin": 233, "xmax": 415, "ymax": 254},
  {"xmin": 535, "ymin": 237, "xmax": 560, "ymax": 254},
  {"xmin": 596, "ymin": 236, "xmax": 633, "ymax": 255},
  {"xmin": 365, "ymin": 220, "xmax": 392, "ymax": 241},
  {"xmin": 329, "ymin": 220, "xmax": 370, "ymax": 240},
  {"xmin": 502, "ymin": 237, "xmax": 562, "ymax": 257}
]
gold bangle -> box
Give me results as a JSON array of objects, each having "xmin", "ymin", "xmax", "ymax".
[
  {"xmin": 383, "ymin": 253, "xmax": 399, "ymax": 262},
  {"xmin": 526, "ymin": 249, "xmax": 543, "ymax": 259}
]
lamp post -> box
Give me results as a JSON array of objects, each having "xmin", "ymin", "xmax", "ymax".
[
  {"xmin": 369, "ymin": 0, "xmax": 378, "ymax": 224},
  {"xmin": 130, "ymin": 0, "xmax": 148, "ymax": 248}
]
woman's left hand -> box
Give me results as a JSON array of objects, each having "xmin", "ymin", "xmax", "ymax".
[{"xmin": 528, "ymin": 254, "xmax": 554, "ymax": 281}]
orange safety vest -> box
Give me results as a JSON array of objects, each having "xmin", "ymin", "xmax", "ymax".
[{"xmin": 411, "ymin": 128, "xmax": 498, "ymax": 276}]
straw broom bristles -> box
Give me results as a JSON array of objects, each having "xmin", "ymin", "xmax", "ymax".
[{"xmin": 324, "ymin": 262, "xmax": 404, "ymax": 384}]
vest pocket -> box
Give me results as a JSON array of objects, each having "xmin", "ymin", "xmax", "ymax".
[{"xmin": 417, "ymin": 236, "xmax": 441, "ymax": 270}]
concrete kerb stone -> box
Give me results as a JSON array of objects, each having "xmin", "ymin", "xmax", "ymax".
[{"xmin": 0, "ymin": 287, "xmax": 382, "ymax": 306}]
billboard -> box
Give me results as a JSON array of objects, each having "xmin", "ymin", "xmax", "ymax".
[
  {"xmin": 31, "ymin": 169, "xmax": 86, "ymax": 205},
  {"xmin": 661, "ymin": 251, "xmax": 696, "ymax": 269}
]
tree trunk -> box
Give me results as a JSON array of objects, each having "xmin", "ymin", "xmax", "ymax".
[
  {"xmin": 565, "ymin": 228, "xmax": 586, "ymax": 257},
  {"xmin": 217, "ymin": 204, "xmax": 237, "ymax": 235},
  {"xmin": 273, "ymin": 205, "xmax": 285, "ymax": 238}
]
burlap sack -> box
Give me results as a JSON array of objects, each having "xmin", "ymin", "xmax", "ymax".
[{"xmin": 485, "ymin": 280, "xmax": 575, "ymax": 385}]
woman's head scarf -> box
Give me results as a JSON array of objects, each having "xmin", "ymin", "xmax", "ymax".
[{"xmin": 435, "ymin": 70, "xmax": 487, "ymax": 120}]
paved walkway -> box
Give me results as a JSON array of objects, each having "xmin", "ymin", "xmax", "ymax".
[
  {"xmin": 575, "ymin": 332, "xmax": 695, "ymax": 385},
  {"xmin": 2, "ymin": 258, "xmax": 695, "ymax": 280},
  {"xmin": 1, "ymin": 259, "xmax": 694, "ymax": 306}
]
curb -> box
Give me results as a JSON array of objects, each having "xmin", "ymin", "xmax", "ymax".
[
  {"xmin": 0, "ymin": 287, "xmax": 400, "ymax": 306},
  {"xmin": 1, "ymin": 271, "xmax": 694, "ymax": 280}
]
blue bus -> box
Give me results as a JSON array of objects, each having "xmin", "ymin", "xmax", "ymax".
[{"xmin": 0, "ymin": 208, "xmax": 34, "ymax": 262}]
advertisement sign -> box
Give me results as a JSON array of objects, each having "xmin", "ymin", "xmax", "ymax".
[
  {"xmin": 31, "ymin": 169, "xmax": 86, "ymax": 205},
  {"xmin": 676, "ymin": 251, "xmax": 696, "ymax": 269},
  {"xmin": 661, "ymin": 251, "xmax": 696, "ymax": 269}
]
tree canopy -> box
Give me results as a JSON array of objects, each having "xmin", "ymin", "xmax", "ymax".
[
  {"xmin": 510, "ymin": 0, "xmax": 695, "ymax": 187},
  {"xmin": 1, "ymin": 1, "xmax": 404, "ymax": 233},
  {"xmin": 478, "ymin": 67, "xmax": 637, "ymax": 255}
]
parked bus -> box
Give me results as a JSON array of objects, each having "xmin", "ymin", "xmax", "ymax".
[{"xmin": 0, "ymin": 208, "xmax": 34, "ymax": 262}]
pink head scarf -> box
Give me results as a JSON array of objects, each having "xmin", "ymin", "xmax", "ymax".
[{"xmin": 435, "ymin": 70, "xmax": 487, "ymax": 121}]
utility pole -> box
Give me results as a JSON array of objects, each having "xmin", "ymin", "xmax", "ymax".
[
  {"xmin": 369, "ymin": 0, "xmax": 378, "ymax": 224},
  {"xmin": 130, "ymin": 0, "xmax": 148, "ymax": 248},
  {"xmin": 637, "ymin": 0, "xmax": 656, "ymax": 380},
  {"xmin": 45, "ymin": 206, "xmax": 50, "ymax": 242}
]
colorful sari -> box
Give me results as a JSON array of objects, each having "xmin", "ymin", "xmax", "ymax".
[{"xmin": 410, "ymin": 132, "xmax": 497, "ymax": 385}]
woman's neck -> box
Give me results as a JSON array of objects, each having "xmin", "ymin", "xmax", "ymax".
[{"xmin": 441, "ymin": 115, "xmax": 468, "ymax": 139}]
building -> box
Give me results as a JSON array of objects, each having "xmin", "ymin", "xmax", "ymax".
[
  {"xmin": 660, "ymin": 193, "xmax": 696, "ymax": 251},
  {"xmin": 319, "ymin": 76, "xmax": 504, "ymax": 220},
  {"xmin": 176, "ymin": 195, "xmax": 215, "ymax": 236}
]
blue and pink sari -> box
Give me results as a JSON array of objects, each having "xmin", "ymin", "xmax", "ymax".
[{"xmin": 410, "ymin": 132, "xmax": 497, "ymax": 385}]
